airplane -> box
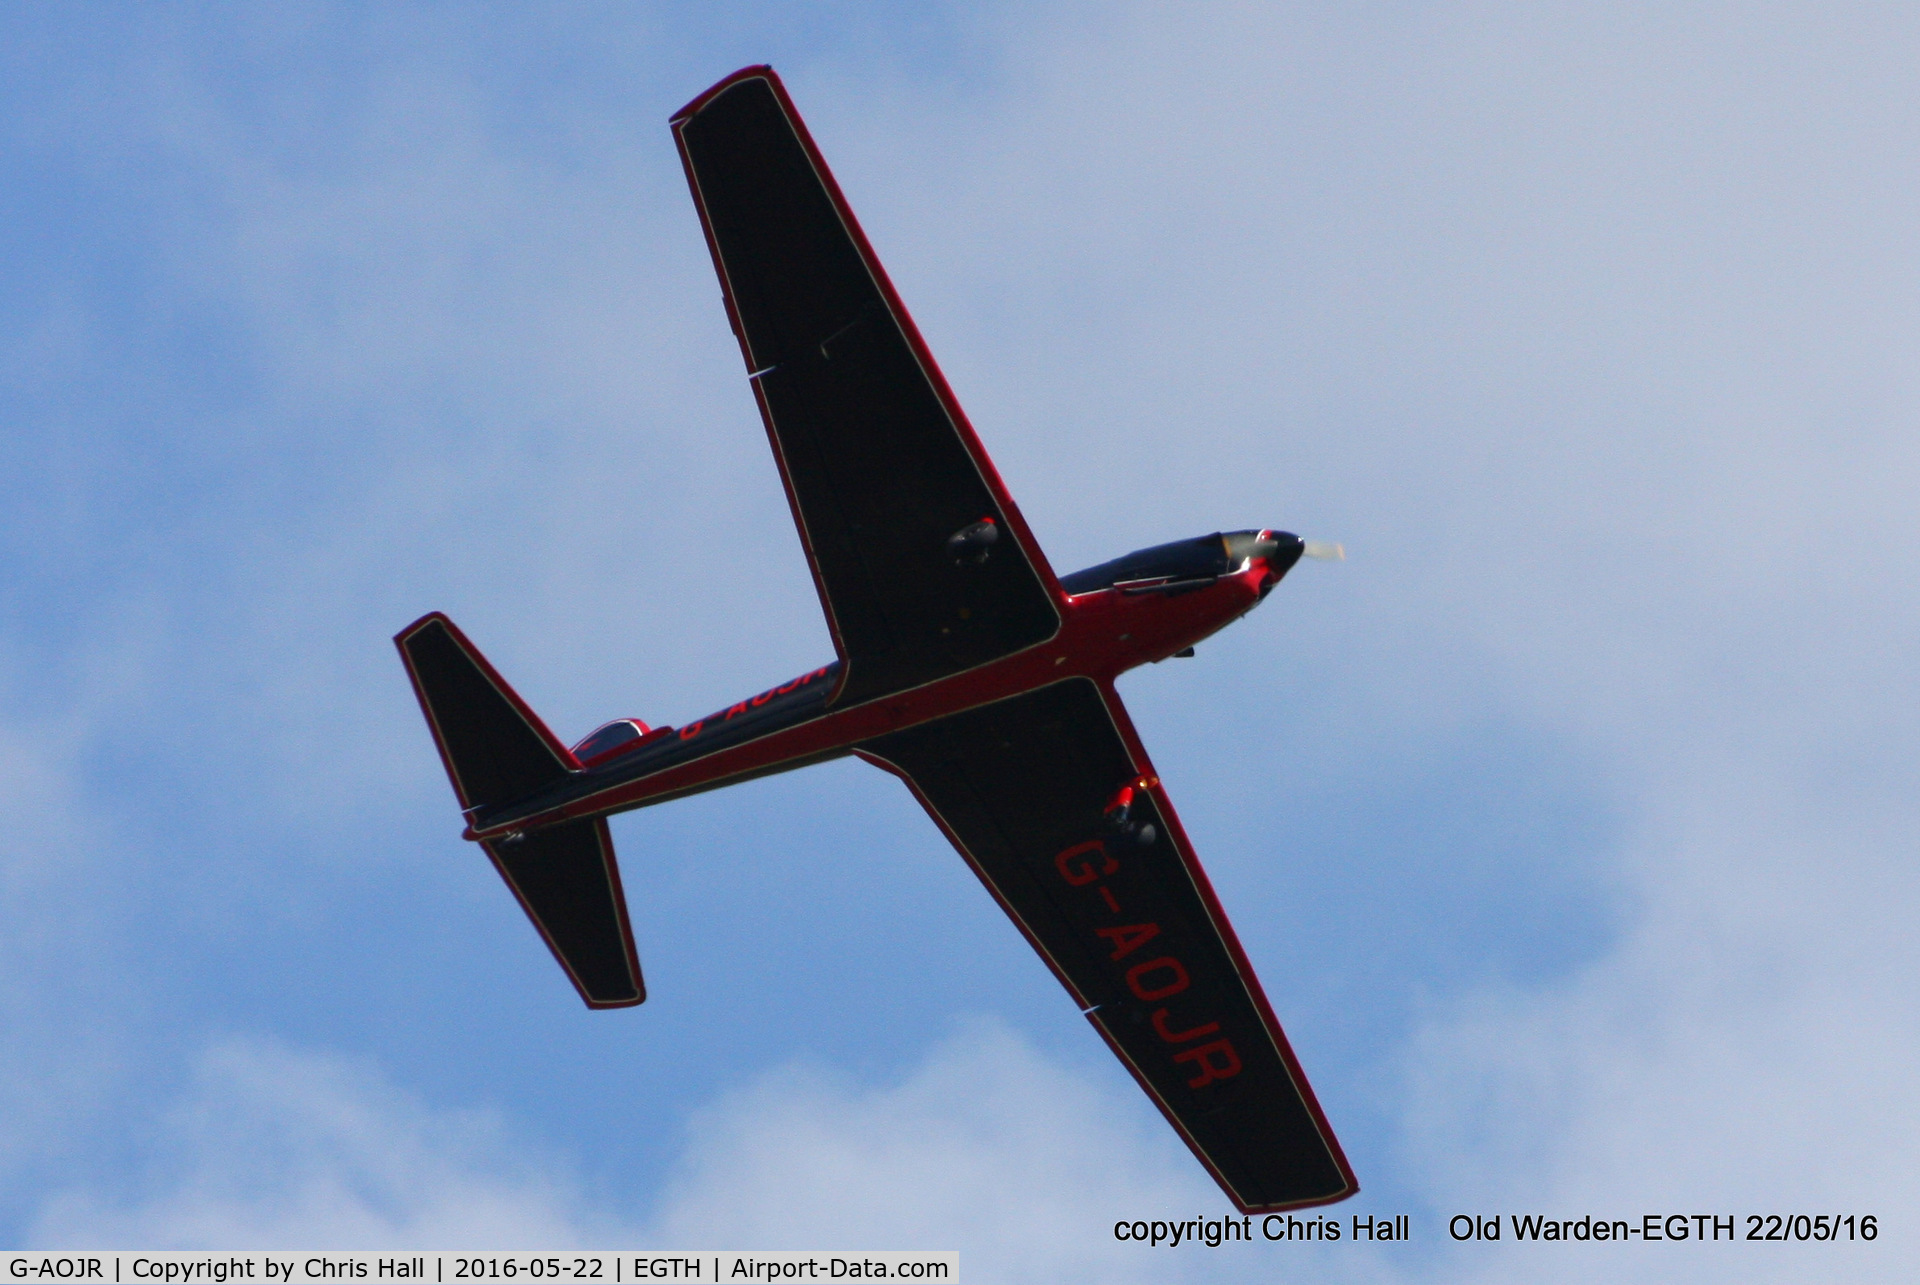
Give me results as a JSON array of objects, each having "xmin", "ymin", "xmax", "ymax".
[{"xmin": 395, "ymin": 65, "xmax": 1356, "ymax": 1213}]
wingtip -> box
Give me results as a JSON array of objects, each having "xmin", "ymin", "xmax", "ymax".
[
  {"xmin": 393, "ymin": 610, "xmax": 453, "ymax": 646},
  {"xmin": 671, "ymin": 64, "xmax": 781, "ymax": 123}
]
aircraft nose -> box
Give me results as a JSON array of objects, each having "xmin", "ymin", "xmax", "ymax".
[
  {"xmin": 1265, "ymin": 530, "xmax": 1306, "ymax": 574},
  {"xmin": 1248, "ymin": 530, "xmax": 1305, "ymax": 599}
]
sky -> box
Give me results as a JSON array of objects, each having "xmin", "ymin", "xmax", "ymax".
[{"xmin": 2, "ymin": 2, "xmax": 1916, "ymax": 1280}]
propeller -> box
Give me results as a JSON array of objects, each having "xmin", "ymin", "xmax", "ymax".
[{"xmin": 1302, "ymin": 540, "xmax": 1346, "ymax": 561}]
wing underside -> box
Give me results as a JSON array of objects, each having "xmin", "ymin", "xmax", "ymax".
[
  {"xmin": 860, "ymin": 679, "xmax": 1354, "ymax": 1212},
  {"xmin": 673, "ymin": 69, "xmax": 1061, "ymax": 708}
]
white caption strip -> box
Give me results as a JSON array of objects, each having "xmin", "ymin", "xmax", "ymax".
[{"xmin": 4, "ymin": 1254, "xmax": 958, "ymax": 1284}]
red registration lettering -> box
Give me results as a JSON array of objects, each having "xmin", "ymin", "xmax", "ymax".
[
  {"xmin": 1055, "ymin": 840, "xmax": 1117, "ymax": 886},
  {"xmin": 1151, "ymin": 1009, "xmax": 1221, "ymax": 1044},
  {"xmin": 1173, "ymin": 1038, "xmax": 1242, "ymax": 1087},
  {"xmin": 678, "ymin": 721, "xmax": 705, "ymax": 740},
  {"xmin": 1126, "ymin": 956, "xmax": 1190, "ymax": 1001},
  {"xmin": 1097, "ymin": 922, "xmax": 1161, "ymax": 961}
]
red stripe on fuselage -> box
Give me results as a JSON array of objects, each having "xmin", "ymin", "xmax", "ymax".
[{"xmin": 466, "ymin": 559, "xmax": 1277, "ymax": 841}]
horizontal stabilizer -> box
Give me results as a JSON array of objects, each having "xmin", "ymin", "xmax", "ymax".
[
  {"xmin": 394, "ymin": 613, "xmax": 575, "ymax": 813},
  {"xmin": 484, "ymin": 818, "xmax": 644, "ymax": 1008}
]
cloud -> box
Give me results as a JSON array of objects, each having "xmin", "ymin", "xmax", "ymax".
[
  {"xmin": 32, "ymin": 1038, "xmax": 608, "ymax": 1250},
  {"xmin": 0, "ymin": 716, "xmax": 120, "ymax": 1183},
  {"xmin": 33, "ymin": 1024, "xmax": 1363, "ymax": 1284},
  {"xmin": 1397, "ymin": 795, "xmax": 1920, "ymax": 1283},
  {"xmin": 0, "ymin": 618, "xmax": 169, "ymax": 1202},
  {"xmin": 645, "ymin": 1020, "xmax": 1222, "ymax": 1280}
]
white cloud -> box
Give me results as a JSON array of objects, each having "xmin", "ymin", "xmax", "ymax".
[
  {"xmin": 1398, "ymin": 793, "xmax": 1920, "ymax": 1283},
  {"xmin": 32, "ymin": 1039, "xmax": 608, "ymax": 1250},
  {"xmin": 34, "ymin": 1025, "xmax": 1376, "ymax": 1284},
  {"xmin": 0, "ymin": 718, "xmax": 119, "ymax": 1181},
  {"xmin": 0, "ymin": 637, "xmax": 160, "ymax": 1197},
  {"xmin": 645, "ymin": 1020, "xmax": 1225, "ymax": 1281}
]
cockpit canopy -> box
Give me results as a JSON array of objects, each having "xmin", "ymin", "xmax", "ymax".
[
  {"xmin": 1059, "ymin": 530, "xmax": 1301, "ymax": 596},
  {"xmin": 571, "ymin": 718, "xmax": 668, "ymax": 768}
]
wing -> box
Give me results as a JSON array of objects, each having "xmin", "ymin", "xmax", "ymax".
[
  {"xmin": 672, "ymin": 68, "xmax": 1062, "ymax": 708},
  {"xmin": 859, "ymin": 678, "xmax": 1355, "ymax": 1212}
]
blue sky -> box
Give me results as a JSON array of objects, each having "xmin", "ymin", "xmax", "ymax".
[{"xmin": 3, "ymin": 4, "xmax": 1915, "ymax": 1280}]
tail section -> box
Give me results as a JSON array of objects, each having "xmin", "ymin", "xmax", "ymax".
[
  {"xmin": 395, "ymin": 613, "xmax": 644, "ymax": 1008},
  {"xmin": 483, "ymin": 817, "xmax": 644, "ymax": 1008}
]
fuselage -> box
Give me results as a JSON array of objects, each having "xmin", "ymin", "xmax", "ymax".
[{"xmin": 466, "ymin": 530, "xmax": 1305, "ymax": 842}]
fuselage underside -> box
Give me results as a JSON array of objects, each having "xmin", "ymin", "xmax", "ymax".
[{"xmin": 467, "ymin": 531, "xmax": 1303, "ymax": 841}]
